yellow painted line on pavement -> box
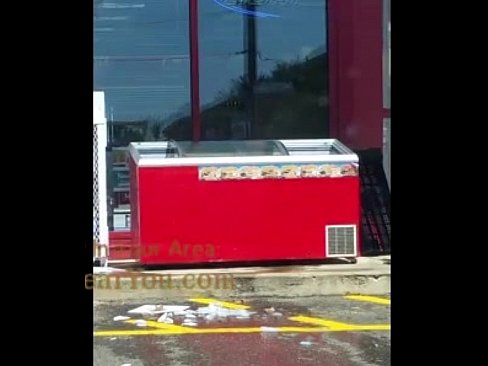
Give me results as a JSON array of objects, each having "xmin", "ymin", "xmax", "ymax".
[
  {"xmin": 94, "ymin": 325, "xmax": 390, "ymax": 337},
  {"xmin": 189, "ymin": 297, "xmax": 250, "ymax": 310},
  {"xmin": 344, "ymin": 295, "xmax": 390, "ymax": 305},
  {"xmin": 94, "ymin": 316, "xmax": 390, "ymax": 337},
  {"xmin": 125, "ymin": 319, "xmax": 199, "ymax": 333},
  {"xmin": 289, "ymin": 315, "xmax": 355, "ymax": 330},
  {"xmin": 94, "ymin": 298, "xmax": 390, "ymax": 337},
  {"xmin": 289, "ymin": 315, "xmax": 390, "ymax": 331},
  {"xmin": 95, "ymin": 329, "xmax": 187, "ymax": 336}
]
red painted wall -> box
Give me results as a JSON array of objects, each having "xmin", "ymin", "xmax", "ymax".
[{"xmin": 329, "ymin": 0, "xmax": 383, "ymax": 150}]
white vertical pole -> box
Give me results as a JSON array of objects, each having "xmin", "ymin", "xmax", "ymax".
[{"xmin": 94, "ymin": 91, "xmax": 109, "ymax": 265}]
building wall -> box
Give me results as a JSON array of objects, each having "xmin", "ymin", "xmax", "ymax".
[
  {"xmin": 329, "ymin": 0, "xmax": 384, "ymax": 151},
  {"xmin": 383, "ymin": 0, "xmax": 391, "ymax": 188},
  {"xmin": 94, "ymin": 0, "xmax": 387, "ymax": 229}
]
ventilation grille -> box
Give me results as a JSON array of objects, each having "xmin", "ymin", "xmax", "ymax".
[{"xmin": 326, "ymin": 225, "xmax": 357, "ymax": 257}]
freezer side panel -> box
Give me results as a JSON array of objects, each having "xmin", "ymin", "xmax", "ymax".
[
  {"xmin": 129, "ymin": 157, "xmax": 141, "ymax": 260},
  {"xmin": 138, "ymin": 166, "xmax": 360, "ymax": 264}
]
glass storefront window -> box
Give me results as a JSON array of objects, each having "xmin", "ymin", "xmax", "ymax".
[
  {"xmin": 94, "ymin": 0, "xmax": 191, "ymax": 229},
  {"xmin": 94, "ymin": 0, "xmax": 329, "ymax": 231},
  {"xmin": 192, "ymin": 0, "xmax": 329, "ymax": 141},
  {"xmin": 94, "ymin": 1, "xmax": 191, "ymax": 143}
]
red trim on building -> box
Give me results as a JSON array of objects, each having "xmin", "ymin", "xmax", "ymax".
[
  {"xmin": 329, "ymin": 0, "xmax": 383, "ymax": 150},
  {"xmin": 328, "ymin": 0, "xmax": 340, "ymax": 140}
]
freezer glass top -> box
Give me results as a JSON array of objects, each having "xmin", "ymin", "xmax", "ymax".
[
  {"xmin": 134, "ymin": 142, "xmax": 179, "ymax": 158},
  {"xmin": 176, "ymin": 140, "xmax": 288, "ymax": 157},
  {"xmin": 130, "ymin": 139, "xmax": 358, "ymax": 164}
]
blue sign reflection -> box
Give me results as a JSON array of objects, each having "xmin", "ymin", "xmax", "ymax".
[{"xmin": 213, "ymin": 0, "xmax": 280, "ymax": 18}]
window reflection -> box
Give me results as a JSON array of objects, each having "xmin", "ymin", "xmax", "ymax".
[
  {"xmin": 165, "ymin": 0, "xmax": 329, "ymax": 141},
  {"xmin": 254, "ymin": 0, "xmax": 328, "ymax": 139},
  {"xmin": 94, "ymin": 0, "xmax": 330, "ymax": 231},
  {"xmin": 94, "ymin": 0, "xmax": 191, "ymax": 145},
  {"xmin": 94, "ymin": 0, "xmax": 191, "ymax": 229}
]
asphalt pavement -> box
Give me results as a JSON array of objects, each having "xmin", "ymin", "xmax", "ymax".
[{"xmin": 94, "ymin": 295, "xmax": 390, "ymax": 366}]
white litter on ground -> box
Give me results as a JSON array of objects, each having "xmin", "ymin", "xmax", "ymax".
[
  {"xmin": 260, "ymin": 327, "xmax": 279, "ymax": 332},
  {"xmin": 204, "ymin": 314, "xmax": 217, "ymax": 321},
  {"xmin": 93, "ymin": 267, "xmax": 127, "ymax": 275},
  {"xmin": 127, "ymin": 305, "xmax": 165, "ymax": 316},
  {"xmin": 272, "ymin": 312, "xmax": 283, "ymax": 317},
  {"xmin": 157, "ymin": 313, "xmax": 168, "ymax": 322},
  {"xmin": 135, "ymin": 320, "xmax": 147, "ymax": 327},
  {"xmin": 113, "ymin": 316, "xmax": 130, "ymax": 322},
  {"xmin": 126, "ymin": 302, "xmax": 257, "ymax": 324},
  {"xmin": 128, "ymin": 304, "xmax": 192, "ymax": 316},
  {"xmin": 162, "ymin": 306, "xmax": 190, "ymax": 312},
  {"xmin": 179, "ymin": 309, "xmax": 196, "ymax": 316},
  {"xmin": 300, "ymin": 341, "xmax": 313, "ymax": 346},
  {"xmin": 182, "ymin": 321, "xmax": 198, "ymax": 327},
  {"xmin": 196, "ymin": 304, "xmax": 256, "ymax": 318},
  {"xmin": 157, "ymin": 313, "xmax": 174, "ymax": 324}
]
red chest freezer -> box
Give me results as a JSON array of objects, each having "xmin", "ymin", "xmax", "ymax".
[{"xmin": 128, "ymin": 139, "xmax": 360, "ymax": 265}]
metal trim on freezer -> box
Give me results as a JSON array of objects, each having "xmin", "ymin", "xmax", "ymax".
[{"xmin": 129, "ymin": 139, "xmax": 359, "ymax": 167}]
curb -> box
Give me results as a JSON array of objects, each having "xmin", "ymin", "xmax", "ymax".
[{"xmin": 92, "ymin": 263, "xmax": 390, "ymax": 301}]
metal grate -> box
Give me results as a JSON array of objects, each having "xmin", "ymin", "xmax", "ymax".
[
  {"xmin": 359, "ymin": 150, "xmax": 391, "ymax": 255},
  {"xmin": 326, "ymin": 225, "xmax": 357, "ymax": 257}
]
